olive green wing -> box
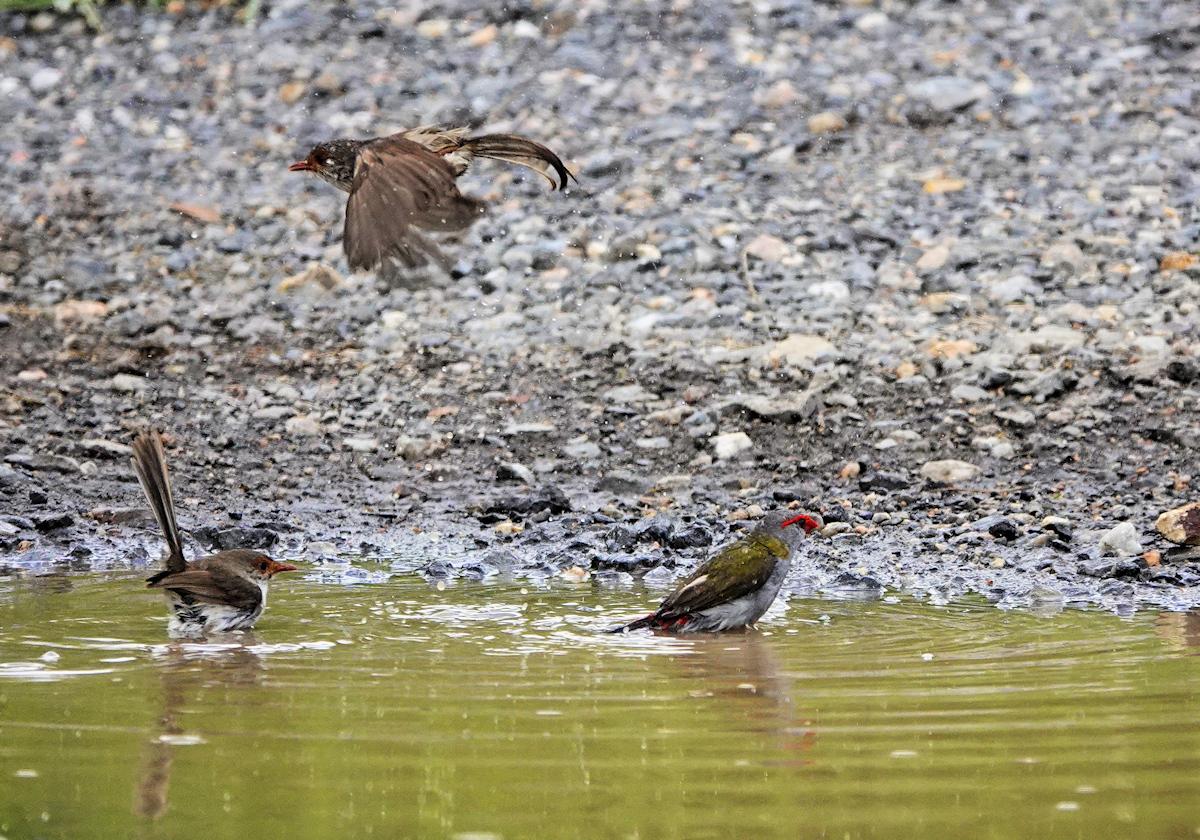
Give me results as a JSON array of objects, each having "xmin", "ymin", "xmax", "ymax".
[{"xmin": 657, "ymin": 535, "xmax": 777, "ymax": 617}]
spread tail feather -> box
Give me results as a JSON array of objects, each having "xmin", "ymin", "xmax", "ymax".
[
  {"xmin": 130, "ymin": 429, "xmax": 186, "ymax": 573},
  {"xmin": 606, "ymin": 613, "xmax": 659, "ymax": 634},
  {"xmin": 462, "ymin": 134, "xmax": 576, "ymax": 191}
]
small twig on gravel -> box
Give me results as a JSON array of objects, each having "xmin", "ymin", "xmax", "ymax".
[{"xmin": 740, "ymin": 249, "xmax": 759, "ymax": 302}]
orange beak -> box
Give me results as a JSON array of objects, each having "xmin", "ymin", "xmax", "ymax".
[
  {"xmin": 268, "ymin": 560, "xmax": 298, "ymax": 576},
  {"xmin": 288, "ymin": 159, "xmax": 313, "ymax": 172}
]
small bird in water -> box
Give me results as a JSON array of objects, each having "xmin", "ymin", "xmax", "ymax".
[
  {"xmin": 289, "ymin": 125, "xmax": 573, "ymax": 274},
  {"xmin": 130, "ymin": 429, "xmax": 296, "ymax": 637},
  {"xmin": 608, "ymin": 511, "xmax": 823, "ymax": 633}
]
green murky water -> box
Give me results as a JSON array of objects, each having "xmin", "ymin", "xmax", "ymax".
[{"xmin": 0, "ymin": 573, "xmax": 1198, "ymax": 839}]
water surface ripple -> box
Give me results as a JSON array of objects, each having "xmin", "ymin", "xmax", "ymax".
[{"xmin": 0, "ymin": 574, "xmax": 1197, "ymax": 839}]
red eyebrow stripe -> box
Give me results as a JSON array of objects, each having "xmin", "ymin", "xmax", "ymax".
[{"xmin": 781, "ymin": 514, "xmax": 821, "ymax": 533}]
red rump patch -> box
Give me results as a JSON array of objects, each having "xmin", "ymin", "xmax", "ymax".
[{"xmin": 781, "ymin": 514, "xmax": 821, "ymax": 533}]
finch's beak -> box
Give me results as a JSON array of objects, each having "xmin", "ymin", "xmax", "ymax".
[
  {"xmin": 782, "ymin": 514, "xmax": 822, "ymax": 533},
  {"xmin": 288, "ymin": 160, "xmax": 313, "ymax": 172},
  {"xmin": 268, "ymin": 561, "xmax": 298, "ymax": 576}
]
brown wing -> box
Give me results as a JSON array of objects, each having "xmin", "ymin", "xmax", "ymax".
[
  {"xmin": 343, "ymin": 135, "xmax": 485, "ymax": 272},
  {"xmin": 146, "ymin": 559, "xmax": 262, "ymax": 613},
  {"xmin": 656, "ymin": 535, "xmax": 777, "ymax": 618}
]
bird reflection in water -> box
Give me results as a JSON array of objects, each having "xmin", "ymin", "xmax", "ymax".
[
  {"xmin": 133, "ymin": 640, "xmax": 266, "ymax": 820},
  {"xmin": 669, "ymin": 631, "xmax": 818, "ymax": 767}
]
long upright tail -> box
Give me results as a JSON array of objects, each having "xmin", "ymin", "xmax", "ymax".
[
  {"xmin": 461, "ymin": 134, "xmax": 575, "ymax": 192},
  {"xmin": 130, "ymin": 430, "xmax": 186, "ymax": 573}
]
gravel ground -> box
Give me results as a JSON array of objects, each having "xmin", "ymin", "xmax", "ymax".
[{"xmin": 1, "ymin": 0, "xmax": 1199, "ymax": 613}]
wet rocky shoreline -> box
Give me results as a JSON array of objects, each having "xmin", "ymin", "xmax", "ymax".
[{"xmin": 1, "ymin": 0, "xmax": 1198, "ymax": 613}]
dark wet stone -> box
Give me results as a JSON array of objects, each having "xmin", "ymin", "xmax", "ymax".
[
  {"xmin": 485, "ymin": 485, "xmax": 571, "ymax": 519},
  {"xmin": 668, "ymin": 521, "xmax": 713, "ymax": 549},
  {"xmin": 422, "ymin": 559, "xmax": 451, "ymax": 578},
  {"xmin": 1011, "ymin": 370, "xmax": 1078, "ymax": 400},
  {"xmin": 987, "ymin": 519, "xmax": 1020, "ymax": 541},
  {"xmin": 32, "ymin": 511, "xmax": 73, "ymax": 532},
  {"xmin": 215, "ymin": 232, "xmax": 254, "ymax": 253},
  {"xmin": 193, "ymin": 526, "xmax": 280, "ymax": 552},
  {"xmin": 595, "ymin": 470, "xmax": 650, "ymax": 496},
  {"xmin": 771, "ymin": 485, "xmax": 818, "ymax": 503},
  {"xmin": 1098, "ymin": 579, "xmax": 1134, "ymax": 597},
  {"xmin": 1080, "ymin": 558, "xmax": 1140, "ymax": 579},
  {"xmin": 1166, "ymin": 361, "xmax": 1196, "ymax": 384},
  {"xmin": 820, "ymin": 507, "xmax": 849, "ymax": 524},
  {"xmin": 480, "ymin": 550, "xmax": 518, "ymax": 572},
  {"xmin": 77, "ymin": 438, "xmax": 133, "ymax": 459},
  {"xmin": 590, "ymin": 551, "xmax": 665, "ymax": 573},
  {"xmin": 1045, "ymin": 521, "xmax": 1073, "ymax": 542},
  {"xmin": 822, "ymin": 572, "xmax": 885, "ymax": 599},
  {"xmin": 605, "ymin": 525, "xmax": 638, "ymax": 552},
  {"xmin": 979, "ymin": 368, "xmax": 1014, "ymax": 390},
  {"xmin": 633, "ymin": 516, "xmax": 674, "ymax": 544},
  {"xmin": 496, "ymin": 462, "xmax": 535, "ymax": 484},
  {"xmin": 458, "ymin": 561, "xmax": 498, "ymax": 580},
  {"xmin": 5, "ymin": 453, "xmax": 79, "ymax": 474},
  {"xmin": 1022, "ymin": 557, "xmax": 1055, "ymax": 571},
  {"xmin": 859, "ymin": 471, "xmax": 910, "ymax": 492}
]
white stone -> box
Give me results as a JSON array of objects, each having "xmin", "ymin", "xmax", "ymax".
[
  {"xmin": 1009, "ymin": 324, "xmax": 1085, "ymax": 353},
  {"xmin": 807, "ymin": 279, "xmax": 850, "ymax": 300},
  {"xmin": 110, "ymin": 373, "xmax": 148, "ymax": 392},
  {"xmin": 744, "ymin": 233, "xmax": 789, "ymax": 262},
  {"xmin": 712, "ymin": 432, "xmax": 754, "ymax": 460},
  {"xmin": 769, "ymin": 333, "xmax": 836, "ymax": 367},
  {"xmin": 603, "ymin": 384, "xmax": 658, "ymax": 404},
  {"xmin": 503, "ymin": 422, "xmax": 555, "ymax": 435},
  {"xmin": 920, "ymin": 459, "xmax": 980, "ymax": 483},
  {"xmin": 991, "ymin": 441, "xmax": 1017, "ymax": 460},
  {"xmin": 950, "ymin": 384, "xmax": 987, "ymax": 402},
  {"xmin": 807, "ymin": 111, "xmax": 847, "ymax": 134},
  {"xmin": 29, "ymin": 67, "xmax": 63, "ymax": 94},
  {"xmin": 1099, "ymin": 522, "xmax": 1143, "ymax": 556},
  {"xmin": 285, "ymin": 414, "xmax": 321, "ymax": 437},
  {"xmin": 343, "ymin": 436, "xmax": 379, "ymax": 452},
  {"xmin": 916, "ymin": 244, "xmax": 951, "ymax": 272},
  {"xmin": 855, "ymin": 11, "xmax": 889, "ymax": 32}
]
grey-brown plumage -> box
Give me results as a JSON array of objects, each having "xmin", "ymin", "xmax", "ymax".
[
  {"xmin": 130, "ymin": 431, "xmax": 184, "ymax": 573},
  {"xmin": 131, "ymin": 429, "xmax": 296, "ymax": 636},
  {"xmin": 289, "ymin": 125, "xmax": 574, "ymax": 273}
]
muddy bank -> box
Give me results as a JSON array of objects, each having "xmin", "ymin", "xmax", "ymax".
[{"xmin": 1, "ymin": 0, "xmax": 1198, "ymax": 612}]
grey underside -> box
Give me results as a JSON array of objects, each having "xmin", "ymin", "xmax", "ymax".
[{"xmin": 677, "ymin": 560, "xmax": 790, "ymax": 632}]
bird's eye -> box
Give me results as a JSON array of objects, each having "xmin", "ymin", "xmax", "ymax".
[{"xmin": 259, "ymin": 560, "xmax": 269, "ymax": 571}]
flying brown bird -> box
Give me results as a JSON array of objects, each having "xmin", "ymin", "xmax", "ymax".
[
  {"xmin": 289, "ymin": 125, "xmax": 573, "ymax": 274},
  {"xmin": 130, "ymin": 429, "xmax": 296, "ymax": 637}
]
